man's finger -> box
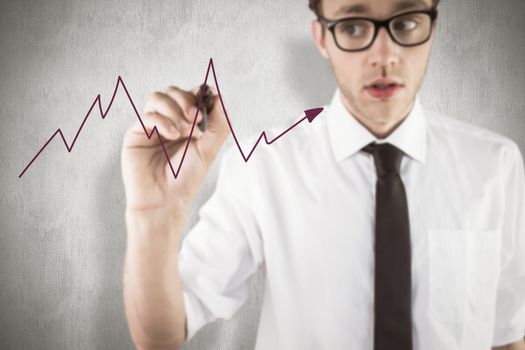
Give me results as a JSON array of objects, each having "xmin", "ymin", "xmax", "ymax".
[
  {"xmin": 165, "ymin": 86, "xmax": 203, "ymax": 125},
  {"xmin": 144, "ymin": 91, "xmax": 188, "ymax": 128}
]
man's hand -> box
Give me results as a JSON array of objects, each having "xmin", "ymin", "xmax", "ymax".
[{"xmin": 121, "ymin": 85, "xmax": 228, "ymax": 212}]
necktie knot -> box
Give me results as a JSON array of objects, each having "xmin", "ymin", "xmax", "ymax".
[{"xmin": 362, "ymin": 142, "xmax": 404, "ymax": 178}]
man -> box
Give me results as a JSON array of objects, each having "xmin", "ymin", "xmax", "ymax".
[{"xmin": 120, "ymin": 0, "xmax": 525, "ymax": 349}]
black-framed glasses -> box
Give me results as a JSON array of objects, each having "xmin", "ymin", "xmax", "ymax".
[{"xmin": 318, "ymin": 8, "xmax": 438, "ymax": 52}]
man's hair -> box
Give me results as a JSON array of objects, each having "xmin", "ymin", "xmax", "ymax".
[{"xmin": 308, "ymin": 0, "xmax": 441, "ymax": 19}]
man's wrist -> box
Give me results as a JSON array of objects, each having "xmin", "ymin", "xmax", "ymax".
[
  {"xmin": 125, "ymin": 206, "xmax": 189, "ymax": 241},
  {"xmin": 126, "ymin": 203, "xmax": 189, "ymax": 221}
]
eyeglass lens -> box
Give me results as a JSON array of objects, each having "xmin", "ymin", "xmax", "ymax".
[{"xmin": 333, "ymin": 12, "xmax": 433, "ymax": 50}]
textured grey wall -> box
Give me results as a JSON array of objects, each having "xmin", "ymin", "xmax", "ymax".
[{"xmin": 1, "ymin": 1, "xmax": 524, "ymax": 349}]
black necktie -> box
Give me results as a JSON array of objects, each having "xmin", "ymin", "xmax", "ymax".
[{"xmin": 362, "ymin": 142, "xmax": 413, "ymax": 350}]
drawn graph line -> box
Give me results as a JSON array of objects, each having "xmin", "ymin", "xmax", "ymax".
[{"xmin": 18, "ymin": 58, "xmax": 324, "ymax": 179}]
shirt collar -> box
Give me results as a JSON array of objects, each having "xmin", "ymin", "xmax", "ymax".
[{"xmin": 326, "ymin": 88, "xmax": 427, "ymax": 164}]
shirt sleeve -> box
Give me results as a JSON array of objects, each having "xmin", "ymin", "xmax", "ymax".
[
  {"xmin": 178, "ymin": 142, "xmax": 264, "ymax": 341},
  {"xmin": 492, "ymin": 142, "xmax": 525, "ymax": 346}
]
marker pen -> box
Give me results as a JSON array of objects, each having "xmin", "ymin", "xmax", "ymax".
[{"xmin": 196, "ymin": 84, "xmax": 214, "ymax": 132}]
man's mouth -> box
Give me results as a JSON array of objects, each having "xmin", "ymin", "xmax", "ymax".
[
  {"xmin": 365, "ymin": 79, "xmax": 403, "ymax": 99},
  {"xmin": 371, "ymin": 83, "xmax": 397, "ymax": 90}
]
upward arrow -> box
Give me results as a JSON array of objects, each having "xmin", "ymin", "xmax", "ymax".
[{"xmin": 305, "ymin": 107, "xmax": 324, "ymax": 123}]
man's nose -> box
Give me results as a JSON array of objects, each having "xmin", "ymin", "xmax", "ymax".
[{"xmin": 366, "ymin": 27, "xmax": 400, "ymax": 68}]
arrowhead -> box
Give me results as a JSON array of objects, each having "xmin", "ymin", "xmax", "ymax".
[{"xmin": 305, "ymin": 107, "xmax": 324, "ymax": 123}]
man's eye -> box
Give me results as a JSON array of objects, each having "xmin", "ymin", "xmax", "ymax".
[
  {"xmin": 393, "ymin": 20, "xmax": 417, "ymax": 31},
  {"xmin": 341, "ymin": 24, "xmax": 367, "ymax": 36}
]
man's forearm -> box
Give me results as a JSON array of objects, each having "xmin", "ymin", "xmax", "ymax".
[
  {"xmin": 492, "ymin": 339, "xmax": 525, "ymax": 350},
  {"xmin": 123, "ymin": 208, "xmax": 188, "ymax": 349}
]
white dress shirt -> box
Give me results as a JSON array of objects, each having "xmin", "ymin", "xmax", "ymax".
[{"xmin": 178, "ymin": 88, "xmax": 525, "ymax": 349}]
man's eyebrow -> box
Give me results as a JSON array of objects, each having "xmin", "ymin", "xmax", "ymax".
[
  {"xmin": 334, "ymin": 0, "xmax": 430, "ymax": 17},
  {"xmin": 393, "ymin": 0, "xmax": 430, "ymax": 13},
  {"xmin": 334, "ymin": 3, "xmax": 369, "ymax": 16}
]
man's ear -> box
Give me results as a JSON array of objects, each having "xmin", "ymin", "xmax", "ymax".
[{"xmin": 311, "ymin": 20, "xmax": 329, "ymax": 59}]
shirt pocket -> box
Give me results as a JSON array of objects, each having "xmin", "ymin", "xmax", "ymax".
[
  {"xmin": 464, "ymin": 229, "xmax": 501, "ymax": 320},
  {"xmin": 427, "ymin": 228, "xmax": 501, "ymax": 324}
]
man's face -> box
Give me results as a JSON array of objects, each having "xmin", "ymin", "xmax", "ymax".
[{"xmin": 312, "ymin": 0, "xmax": 436, "ymax": 133}]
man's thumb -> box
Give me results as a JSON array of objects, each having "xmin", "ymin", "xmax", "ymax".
[
  {"xmin": 205, "ymin": 94, "xmax": 229, "ymax": 137},
  {"xmin": 200, "ymin": 94, "xmax": 230, "ymax": 161}
]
